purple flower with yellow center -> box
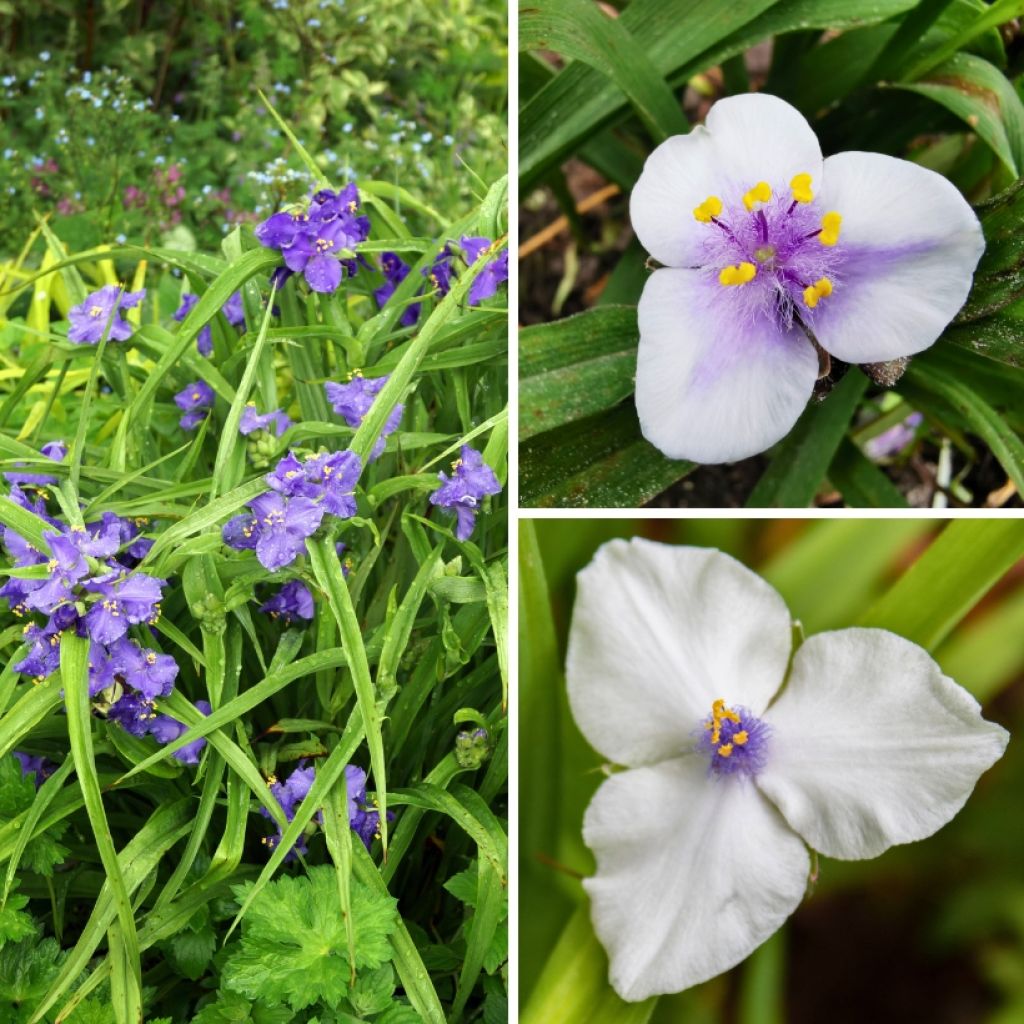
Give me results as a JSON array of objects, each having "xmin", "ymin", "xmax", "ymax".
[
  {"xmin": 107, "ymin": 636, "xmax": 179, "ymax": 700},
  {"xmin": 107, "ymin": 691, "xmax": 157, "ymax": 738},
  {"xmin": 425, "ymin": 236, "xmax": 508, "ymax": 306},
  {"xmin": 83, "ymin": 571, "xmax": 166, "ymax": 645},
  {"xmin": 68, "ymin": 285, "xmax": 145, "ymax": 345},
  {"xmin": 239, "ymin": 403, "xmax": 291, "ymax": 437},
  {"xmin": 345, "ymin": 764, "xmax": 391, "ymax": 849},
  {"xmin": 174, "ymin": 380, "xmax": 215, "ymax": 431},
  {"xmin": 22, "ymin": 532, "xmax": 89, "ymax": 614},
  {"xmin": 71, "ymin": 515, "xmax": 123, "ymax": 559},
  {"xmin": 14, "ymin": 620, "xmax": 63, "ymax": 680},
  {"xmin": 247, "ymin": 491, "xmax": 325, "ymax": 572},
  {"xmin": 629, "ymin": 93, "xmax": 985, "ymax": 464},
  {"xmin": 261, "ymin": 761, "xmax": 317, "ymax": 857},
  {"xmin": 374, "ymin": 252, "xmax": 420, "ymax": 327},
  {"xmin": 260, "ymin": 580, "xmax": 314, "ymax": 624},
  {"xmin": 429, "ymin": 445, "xmax": 502, "ymax": 541},
  {"xmin": 299, "ymin": 450, "xmax": 361, "ymax": 518},
  {"xmin": 324, "ymin": 373, "xmax": 403, "ymax": 460},
  {"xmin": 222, "ymin": 512, "xmax": 259, "ymax": 551},
  {"xmin": 4, "ymin": 440, "xmax": 67, "ymax": 488},
  {"xmin": 149, "ymin": 701, "xmax": 211, "ymax": 764}
]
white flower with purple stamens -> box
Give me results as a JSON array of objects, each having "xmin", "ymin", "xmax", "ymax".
[
  {"xmin": 630, "ymin": 93, "xmax": 985, "ymax": 463},
  {"xmin": 567, "ymin": 539, "xmax": 1008, "ymax": 1001}
]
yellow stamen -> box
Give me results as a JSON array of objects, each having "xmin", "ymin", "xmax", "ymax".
[
  {"xmin": 718, "ymin": 262, "xmax": 757, "ymax": 287},
  {"xmin": 790, "ymin": 173, "xmax": 814, "ymax": 204},
  {"xmin": 709, "ymin": 698, "xmax": 741, "ymax": 744},
  {"xmin": 733, "ymin": 730, "xmax": 749, "ymax": 746},
  {"xmin": 803, "ymin": 277, "xmax": 833, "ymax": 309},
  {"xmin": 717, "ymin": 743, "xmax": 734, "ymax": 758},
  {"xmin": 742, "ymin": 181, "xmax": 771, "ymax": 211},
  {"xmin": 693, "ymin": 195, "xmax": 723, "ymax": 223},
  {"xmin": 819, "ymin": 211, "xmax": 842, "ymax": 246}
]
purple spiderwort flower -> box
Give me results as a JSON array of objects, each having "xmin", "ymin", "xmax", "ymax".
[
  {"xmin": 344, "ymin": 764, "xmax": 392, "ymax": 849},
  {"xmin": 239, "ymin": 404, "xmax": 291, "ymax": 437},
  {"xmin": 429, "ymin": 445, "xmax": 502, "ymax": 541},
  {"xmin": 630, "ymin": 93, "xmax": 985, "ymax": 464},
  {"xmin": 260, "ymin": 761, "xmax": 318, "ymax": 858},
  {"xmin": 374, "ymin": 252, "xmax": 420, "ymax": 327},
  {"xmin": 14, "ymin": 620, "xmax": 63, "ymax": 680},
  {"xmin": 425, "ymin": 236, "xmax": 508, "ymax": 306},
  {"xmin": 174, "ymin": 380, "xmax": 215, "ymax": 431},
  {"xmin": 247, "ymin": 492, "xmax": 325, "ymax": 572},
  {"xmin": 83, "ymin": 571, "xmax": 166, "ymax": 645},
  {"xmin": 255, "ymin": 185, "xmax": 370, "ymax": 294},
  {"xmin": 324, "ymin": 373, "xmax": 403, "ymax": 461},
  {"xmin": 260, "ymin": 580, "xmax": 314, "ymax": 624},
  {"xmin": 174, "ymin": 291, "xmax": 246, "ymax": 356},
  {"xmin": 106, "ymin": 636, "xmax": 179, "ymax": 700},
  {"xmin": 864, "ymin": 412, "xmax": 924, "ymax": 460},
  {"xmin": 107, "ymin": 691, "xmax": 155, "ymax": 738},
  {"xmin": 14, "ymin": 752, "xmax": 54, "ymax": 789},
  {"xmin": 149, "ymin": 700, "xmax": 211, "ymax": 764},
  {"xmin": 68, "ymin": 285, "xmax": 145, "ymax": 344},
  {"xmin": 264, "ymin": 449, "xmax": 361, "ymax": 518},
  {"xmin": 22, "ymin": 532, "xmax": 90, "ymax": 614},
  {"xmin": 4, "ymin": 440, "xmax": 67, "ymax": 488}
]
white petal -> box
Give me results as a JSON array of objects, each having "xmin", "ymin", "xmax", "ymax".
[
  {"xmin": 813, "ymin": 152, "xmax": 985, "ymax": 363},
  {"xmin": 566, "ymin": 538, "xmax": 793, "ymax": 767},
  {"xmin": 583, "ymin": 757, "xmax": 810, "ymax": 1001},
  {"xmin": 757, "ymin": 628, "xmax": 1009, "ymax": 860},
  {"xmin": 636, "ymin": 269, "xmax": 819, "ymax": 464},
  {"xmin": 631, "ymin": 94, "xmax": 824, "ymax": 268}
]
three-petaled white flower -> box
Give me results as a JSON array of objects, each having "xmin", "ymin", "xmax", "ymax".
[
  {"xmin": 630, "ymin": 93, "xmax": 985, "ymax": 463},
  {"xmin": 567, "ymin": 539, "xmax": 1008, "ymax": 1001}
]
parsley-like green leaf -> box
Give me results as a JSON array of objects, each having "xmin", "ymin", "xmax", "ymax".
[
  {"xmin": 222, "ymin": 867, "xmax": 398, "ymax": 1011},
  {"xmin": 348, "ymin": 964, "xmax": 395, "ymax": 1017},
  {"xmin": 0, "ymin": 756, "xmax": 68, "ymax": 877},
  {"xmin": 0, "ymin": 881, "xmax": 36, "ymax": 949}
]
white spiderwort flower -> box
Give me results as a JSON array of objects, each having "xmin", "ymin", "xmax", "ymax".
[
  {"xmin": 567, "ymin": 539, "xmax": 1008, "ymax": 1002},
  {"xmin": 630, "ymin": 94, "xmax": 985, "ymax": 463}
]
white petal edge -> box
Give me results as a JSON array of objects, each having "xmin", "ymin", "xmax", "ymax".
[
  {"xmin": 583, "ymin": 757, "xmax": 810, "ymax": 1001},
  {"xmin": 757, "ymin": 628, "xmax": 1009, "ymax": 861},
  {"xmin": 566, "ymin": 539, "xmax": 793, "ymax": 767},
  {"xmin": 812, "ymin": 151, "xmax": 985, "ymax": 363},
  {"xmin": 631, "ymin": 93, "xmax": 824, "ymax": 268},
  {"xmin": 636, "ymin": 268, "xmax": 819, "ymax": 464}
]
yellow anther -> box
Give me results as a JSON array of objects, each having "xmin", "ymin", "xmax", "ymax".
[
  {"xmin": 717, "ymin": 743, "xmax": 734, "ymax": 758},
  {"xmin": 819, "ymin": 211, "xmax": 842, "ymax": 246},
  {"xmin": 742, "ymin": 181, "xmax": 772, "ymax": 211},
  {"xmin": 790, "ymin": 173, "xmax": 814, "ymax": 204},
  {"xmin": 693, "ymin": 195, "xmax": 723, "ymax": 223},
  {"xmin": 709, "ymin": 698, "xmax": 742, "ymax": 744},
  {"xmin": 803, "ymin": 277, "xmax": 833, "ymax": 309},
  {"xmin": 718, "ymin": 262, "xmax": 757, "ymax": 287},
  {"xmin": 733, "ymin": 730, "xmax": 749, "ymax": 746}
]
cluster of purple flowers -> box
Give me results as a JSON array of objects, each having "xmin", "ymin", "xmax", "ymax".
[
  {"xmin": 173, "ymin": 290, "xmax": 246, "ymax": 357},
  {"xmin": 260, "ymin": 761, "xmax": 389, "ymax": 858},
  {"xmin": 374, "ymin": 251, "xmax": 420, "ymax": 327},
  {"xmin": 174, "ymin": 381, "xmax": 215, "ymax": 431},
  {"xmin": 255, "ymin": 184, "xmax": 371, "ymax": 294},
  {"xmin": 222, "ymin": 447, "xmax": 361, "ymax": 572},
  {"xmin": 429, "ymin": 445, "xmax": 502, "ymax": 541},
  {"xmin": 4, "ymin": 440, "xmax": 66, "ymax": 488},
  {"xmin": 324, "ymin": 371, "xmax": 403, "ymax": 461},
  {"xmin": 373, "ymin": 236, "xmax": 508, "ymax": 326},
  {"xmin": 67, "ymin": 285, "xmax": 146, "ymax": 345},
  {"xmin": 0, "ymin": 472, "xmax": 205, "ymax": 764}
]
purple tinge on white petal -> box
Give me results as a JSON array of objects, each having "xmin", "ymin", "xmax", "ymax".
[
  {"xmin": 757, "ymin": 628, "xmax": 1009, "ymax": 861},
  {"xmin": 636, "ymin": 268, "xmax": 818, "ymax": 464},
  {"xmin": 583, "ymin": 757, "xmax": 810, "ymax": 1001},
  {"xmin": 566, "ymin": 539, "xmax": 793, "ymax": 768},
  {"xmin": 811, "ymin": 151, "xmax": 984, "ymax": 364},
  {"xmin": 630, "ymin": 93, "xmax": 823, "ymax": 268}
]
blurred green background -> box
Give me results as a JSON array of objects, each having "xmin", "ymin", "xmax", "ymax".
[{"xmin": 520, "ymin": 518, "xmax": 1024, "ymax": 1024}]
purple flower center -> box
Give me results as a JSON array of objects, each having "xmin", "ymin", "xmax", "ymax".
[
  {"xmin": 696, "ymin": 699, "xmax": 769, "ymax": 778},
  {"xmin": 693, "ymin": 177, "xmax": 843, "ymax": 331}
]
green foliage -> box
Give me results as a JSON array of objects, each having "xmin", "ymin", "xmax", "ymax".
[
  {"xmin": 223, "ymin": 868, "xmax": 396, "ymax": 1011},
  {"xmin": 0, "ymin": 757, "xmax": 68, "ymax": 878}
]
